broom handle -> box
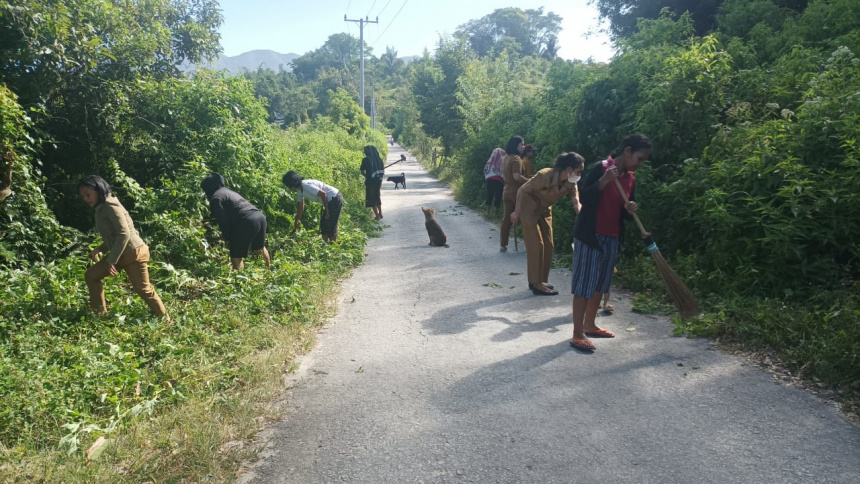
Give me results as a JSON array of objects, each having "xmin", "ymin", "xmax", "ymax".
[{"xmin": 613, "ymin": 178, "xmax": 649, "ymax": 237}]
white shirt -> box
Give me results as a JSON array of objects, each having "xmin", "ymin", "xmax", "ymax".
[{"xmin": 297, "ymin": 179, "xmax": 340, "ymax": 203}]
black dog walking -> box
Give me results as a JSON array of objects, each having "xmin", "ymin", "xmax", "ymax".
[{"xmin": 387, "ymin": 173, "xmax": 406, "ymax": 189}]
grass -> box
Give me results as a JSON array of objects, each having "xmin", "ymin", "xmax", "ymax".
[{"xmin": 0, "ymin": 226, "xmax": 368, "ymax": 482}]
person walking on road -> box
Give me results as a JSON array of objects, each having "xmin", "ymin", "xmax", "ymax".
[
  {"xmin": 79, "ymin": 175, "xmax": 169, "ymax": 318},
  {"xmin": 282, "ymin": 170, "xmax": 344, "ymax": 243},
  {"xmin": 569, "ymin": 134, "xmax": 650, "ymax": 351},
  {"xmin": 201, "ymin": 173, "xmax": 271, "ymax": 270},
  {"xmin": 499, "ymin": 136, "xmax": 532, "ymax": 252},
  {"xmin": 511, "ymin": 152, "xmax": 583, "ymax": 296},
  {"xmin": 360, "ymin": 145, "xmax": 385, "ymax": 220}
]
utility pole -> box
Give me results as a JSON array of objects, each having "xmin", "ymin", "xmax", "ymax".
[
  {"xmin": 370, "ymin": 80, "xmax": 376, "ymax": 129},
  {"xmin": 344, "ymin": 15, "xmax": 378, "ymax": 115}
]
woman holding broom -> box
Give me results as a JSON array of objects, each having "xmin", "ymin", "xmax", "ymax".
[{"xmin": 569, "ymin": 134, "xmax": 650, "ymax": 351}]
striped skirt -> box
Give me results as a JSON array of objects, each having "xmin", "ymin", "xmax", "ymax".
[{"xmin": 571, "ymin": 235, "xmax": 619, "ymax": 298}]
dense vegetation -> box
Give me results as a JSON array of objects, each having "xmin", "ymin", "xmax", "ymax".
[
  {"xmin": 396, "ymin": 0, "xmax": 859, "ymax": 405},
  {"xmin": 1, "ymin": 0, "xmax": 383, "ymax": 480},
  {"xmin": 1, "ymin": 0, "xmax": 858, "ymax": 481}
]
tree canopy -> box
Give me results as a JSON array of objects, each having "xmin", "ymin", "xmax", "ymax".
[{"xmin": 455, "ymin": 7, "xmax": 562, "ymax": 59}]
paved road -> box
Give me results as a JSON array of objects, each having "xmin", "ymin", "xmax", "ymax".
[{"xmin": 239, "ymin": 146, "xmax": 859, "ymax": 483}]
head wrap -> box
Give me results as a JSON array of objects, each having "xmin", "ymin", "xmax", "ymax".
[{"xmin": 201, "ymin": 173, "xmax": 226, "ymax": 199}]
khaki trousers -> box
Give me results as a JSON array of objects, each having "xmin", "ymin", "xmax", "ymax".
[
  {"xmin": 85, "ymin": 244, "xmax": 167, "ymax": 316},
  {"xmin": 521, "ymin": 210, "xmax": 554, "ymax": 285},
  {"xmin": 500, "ymin": 190, "xmax": 517, "ymax": 247}
]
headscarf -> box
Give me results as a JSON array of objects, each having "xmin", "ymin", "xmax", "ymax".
[
  {"xmin": 484, "ymin": 148, "xmax": 505, "ymax": 179},
  {"xmin": 78, "ymin": 175, "xmax": 113, "ymax": 205},
  {"xmin": 201, "ymin": 173, "xmax": 226, "ymax": 200},
  {"xmin": 362, "ymin": 145, "xmax": 385, "ymax": 180}
]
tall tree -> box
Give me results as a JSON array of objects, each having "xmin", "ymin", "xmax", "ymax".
[
  {"xmin": 455, "ymin": 8, "xmax": 562, "ymax": 58},
  {"xmin": 592, "ymin": 0, "xmax": 810, "ymax": 40},
  {"xmin": 411, "ymin": 38, "xmax": 470, "ymax": 155},
  {"xmin": 291, "ymin": 33, "xmax": 369, "ymax": 81}
]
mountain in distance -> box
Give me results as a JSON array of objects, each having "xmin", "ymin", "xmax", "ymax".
[{"xmin": 186, "ymin": 49, "xmax": 299, "ymax": 73}]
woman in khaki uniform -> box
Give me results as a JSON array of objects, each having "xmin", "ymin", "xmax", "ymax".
[
  {"xmin": 510, "ymin": 152, "xmax": 583, "ymax": 295},
  {"xmin": 79, "ymin": 175, "xmax": 168, "ymax": 318},
  {"xmin": 499, "ymin": 136, "xmax": 533, "ymax": 252}
]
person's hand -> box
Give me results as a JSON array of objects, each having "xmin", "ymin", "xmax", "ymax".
[
  {"xmin": 510, "ymin": 211, "xmax": 520, "ymax": 225},
  {"xmin": 107, "ymin": 264, "xmax": 118, "ymax": 276},
  {"xmin": 88, "ymin": 248, "xmax": 102, "ymax": 262},
  {"xmin": 601, "ymin": 166, "xmax": 619, "ymax": 184},
  {"xmin": 625, "ymin": 201, "xmax": 638, "ymax": 214}
]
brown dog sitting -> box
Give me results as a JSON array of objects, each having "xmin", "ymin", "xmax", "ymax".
[
  {"xmin": 387, "ymin": 172, "xmax": 406, "ymax": 189},
  {"xmin": 421, "ymin": 207, "xmax": 449, "ymax": 248}
]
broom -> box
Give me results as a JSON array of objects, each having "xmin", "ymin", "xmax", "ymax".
[{"xmin": 614, "ymin": 179, "xmax": 699, "ymax": 318}]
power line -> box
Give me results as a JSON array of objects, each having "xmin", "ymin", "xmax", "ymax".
[
  {"xmin": 373, "ymin": 0, "xmax": 408, "ymax": 46},
  {"xmin": 376, "ymin": 0, "xmax": 393, "ymax": 17},
  {"xmin": 345, "ymin": 0, "xmax": 352, "ymax": 14},
  {"xmin": 366, "ymin": 0, "xmax": 378, "ymax": 18}
]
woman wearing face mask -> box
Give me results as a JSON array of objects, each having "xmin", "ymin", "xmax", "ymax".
[{"xmin": 510, "ymin": 152, "xmax": 583, "ymax": 295}]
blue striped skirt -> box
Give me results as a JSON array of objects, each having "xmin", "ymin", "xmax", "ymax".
[{"xmin": 571, "ymin": 236, "xmax": 619, "ymax": 298}]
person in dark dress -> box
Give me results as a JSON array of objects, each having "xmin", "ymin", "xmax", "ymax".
[
  {"xmin": 201, "ymin": 173, "xmax": 271, "ymax": 270},
  {"xmin": 360, "ymin": 145, "xmax": 385, "ymax": 220}
]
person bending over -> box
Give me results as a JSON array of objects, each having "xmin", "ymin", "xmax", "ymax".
[
  {"xmin": 201, "ymin": 173, "xmax": 271, "ymax": 270},
  {"xmin": 282, "ymin": 170, "xmax": 344, "ymax": 243}
]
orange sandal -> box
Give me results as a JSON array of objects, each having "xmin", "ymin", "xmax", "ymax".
[
  {"xmin": 570, "ymin": 339, "xmax": 596, "ymax": 351},
  {"xmin": 585, "ymin": 328, "xmax": 615, "ymax": 338}
]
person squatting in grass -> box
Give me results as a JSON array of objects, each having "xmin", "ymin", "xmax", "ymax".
[
  {"xmin": 499, "ymin": 135, "xmax": 532, "ymax": 252},
  {"xmin": 569, "ymin": 134, "xmax": 651, "ymax": 351},
  {"xmin": 510, "ymin": 152, "xmax": 583, "ymax": 296},
  {"xmin": 360, "ymin": 145, "xmax": 385, "ymax": 220},
  {"xmin": 282, "ymin": 170, "xmax": 344, "ymax": 243},
  {"xmin": 201, "ymin": 173, "xmax": 271, "ymax": 270},
  {"xmin": 79, "ymin": 175, "xmax": 169, "ymax": 318},
  {"xmin": 483, "ymin": 147, "xmax": 505, "ymax": 217}
]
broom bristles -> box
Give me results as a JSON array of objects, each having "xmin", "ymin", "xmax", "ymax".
[{"xmin": 649, "ymin": 250, "xmax": 699, "ymax": 318}]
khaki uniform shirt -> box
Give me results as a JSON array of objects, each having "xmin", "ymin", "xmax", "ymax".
[
  {"xmin": 502, "ymin": 154, "xmax": 535, "ymax": 197},
  {"xmin": 518, "ymin": 168, "xmax": 578, "ymax": 220},
  {"xmin": 94, "ymin": 195, "xmax": 146, "ymax": 266}
]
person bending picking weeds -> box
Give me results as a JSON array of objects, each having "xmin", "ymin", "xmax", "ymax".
[
  {"xmin": 79, "ymin": 175, "xmax": 169, "ymax": 319},
  {"xmin": 569, "ymin": 134, "xmax": 651, "ymax": 351},
  {"xmin": 510, "ymin": 152, "xmax": 583, "ymax": 296},
  {"xmin": 201, "ymin": 173, "xmax": 271, "ymax": 270},
  {"xmin": 282, "ymin": 170, "xmax": 343, "ymax": 243}
]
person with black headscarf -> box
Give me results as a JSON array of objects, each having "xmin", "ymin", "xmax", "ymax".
[
  {"xmin": 78, "ymin": 175, "xmax": 169, "ymax": 318},
  {"xmin": 201, "ymin": 173, "xmax": 271, "ymax": 270},
  {"xmin": 360, "ymin": 145, "xmax": 385, "ymax": 220}
]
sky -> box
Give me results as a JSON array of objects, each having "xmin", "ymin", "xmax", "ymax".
[{"xmin": 215, "ymin": 0, "xmax": 615, "ymax": 62}]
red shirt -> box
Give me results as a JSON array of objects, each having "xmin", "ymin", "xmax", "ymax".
[{"xmin": 595, "ymin": 157, "xmax": 635, "ymax": 237}]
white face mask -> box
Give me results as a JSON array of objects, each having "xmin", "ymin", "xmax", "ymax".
[{"xmin": 568, "ymin": 173, "xmax": 581, "ymax": 184}]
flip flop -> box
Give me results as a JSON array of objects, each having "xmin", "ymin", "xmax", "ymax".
[
  {"xmin": 585, "ymin": 329, "xmax": 615, "ymax": 338},
  {"xmin": 569, "ymin": 339, "xmax": 596, "ymax": 351}
]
